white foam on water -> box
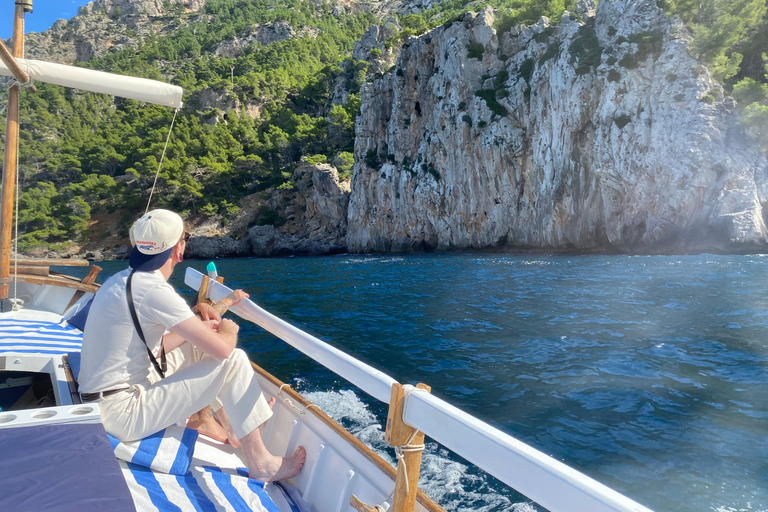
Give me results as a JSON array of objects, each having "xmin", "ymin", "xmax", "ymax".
[
  {"xmin": 714, "ymin": 506, "xmax": 767, "ymax": 512},
  {"xmin": 300, "ymin": 387, "xmax": 535, "ymax": 512}
]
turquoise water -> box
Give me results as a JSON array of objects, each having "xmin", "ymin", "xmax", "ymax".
[{"xmin": 81, "ymin": 254, "xmax": 768, "ymax": 512}]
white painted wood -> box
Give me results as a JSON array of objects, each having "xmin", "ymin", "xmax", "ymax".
[
  {"xmin": 185, "ymin": 268, "xmax": 397, "ymax": 404},
  {"xmin": 403, "ymin": 390, "xmax": 653, "ymax": 512},
  {"xmin": 334, "ymin": 470, "xmax": 355, "ymax": 512},
  {"xmin": 0, "ymin": 402, "xmax": 101, "ymax": 428}
]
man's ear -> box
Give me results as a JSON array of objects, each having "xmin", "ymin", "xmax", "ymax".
[{"xmin": 174, "ymin": 242, "xmax": 184, "ymax": 262}]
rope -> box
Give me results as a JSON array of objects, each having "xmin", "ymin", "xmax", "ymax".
[
  {"xmin": 392, "ymin": 429, "xmax": 425, "ymax": 498},
  {"xmin": 7, "ymin": 67, "xmax": 24, "ymax": 310},
  {"xmin": 144, "ymin": 107, "xmax": 179, "ymax": 213},
  {"xmin": 13, "ymin": 30, "xmax": 23, "ymax": 308},
  {"xmin": 277, "ymin": 383, "xmax": 321, "ymax": 415},
  {"xmin": 380, "ymin": 428, "xmax": 427, "ymax": 507},
  {"xmin": 12, "ymin": 99, "xmax": 19, "ymax": 309}
]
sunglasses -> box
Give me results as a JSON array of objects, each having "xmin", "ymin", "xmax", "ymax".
[{"xmin": 181, "ymin": 232, "xmax": 191, "ymax": 243}]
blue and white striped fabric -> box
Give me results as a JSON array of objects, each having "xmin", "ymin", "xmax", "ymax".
[
  {"xmin": 120, "ymin": 463, "xmax": 309, "ymax": 512},
  {"xmin": 108, "ymin": 427, "xmax": 199, "ymax": 476},
  {"xmin": 0, "ymin": 318, "xmax": 83, "ymax": 355}
]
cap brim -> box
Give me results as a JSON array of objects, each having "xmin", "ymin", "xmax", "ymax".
[{"xmin": 129, "ymin": 246, "xmax": 174, "ymax": 272}]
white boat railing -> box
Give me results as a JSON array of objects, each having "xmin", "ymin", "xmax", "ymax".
[
  {"xmin": 184, "ymin": 268, "xmax": 397, "ymax": 404},
  {"xmin": 403, "ymin": 388, "xmax": 652, "ymax": 512},
  {"xmin": 184, "ymin": 267, "xmax": 654, "ymax": 512}
]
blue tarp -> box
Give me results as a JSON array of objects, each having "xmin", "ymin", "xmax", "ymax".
[{"xmin": 0, "ymin": 423, "xmax": 136, "ymax": 512}]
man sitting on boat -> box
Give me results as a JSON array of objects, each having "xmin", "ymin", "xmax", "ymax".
[{"xmin": 77, "ymin": 209, "xmax": 306, "ymax": 482}]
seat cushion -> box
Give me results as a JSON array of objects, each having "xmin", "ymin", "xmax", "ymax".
[{"xmin": 0, "ymin": 423, "xmax": 136, "ymax": 512}]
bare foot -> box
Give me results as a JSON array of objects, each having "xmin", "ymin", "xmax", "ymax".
[
  {"xmin": 188, "ymin": 411, "xmax": 228, "ymax": 444},
  {"xmin": 249, "ymin": 446, "xmax": 306, "ymax": 482},
  {"xmin": 225, "ymin": 397, "xmax": 278, "ymax": 450}
]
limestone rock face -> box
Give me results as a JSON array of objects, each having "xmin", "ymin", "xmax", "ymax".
[
  {"xmin": 90, "ymin": 0, "xmax": 205, "ymax": 17},
  {"xmin": 185, "ymin": 219, "xmax": 249, "ymax": 259},
  {"xmin": 21, "ymin": 0, "xmax": 206, "ymax": 64},
  {"xmin": 347, "ymin": 0, "xmax": 768, "ymax": 253},
  {"xmin": 266, "ymin": 162, "xmax": 350, "ymax": 255},
  {"xmin": 186, "ymin": 162, "xmax": 351, "ymax": 258},
  {"xmin": 196, "ymin": 88, "xmax": 262, "ymax": 121},
  {"xmin": 185, "ymin": 235, "xmax": 249, "ymax": 259},
  {"xmin": 352, "ymin": 20, "xmax": 400, "ymax": 75},
  {"xmin": 213, "ymin": 22, "xmax": 320, "ymax": 58}
]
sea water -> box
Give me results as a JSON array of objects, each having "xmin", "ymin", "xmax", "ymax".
[{"xmin": 83, "ymin": 254, "xmax": 768, "ymax": 512}]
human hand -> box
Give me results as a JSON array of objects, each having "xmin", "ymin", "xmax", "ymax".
[
  {"xmin": 222, "ymin": 290, "xmax": 249, "ymax": 307},
  {"xmin": 203, "ymin": 319, "xmax": 220, "ymax": 331},
  {"xmin": 196, "ymin": 303, "xmax": 222, "ymax": 322},
  {"xmin": 218, "ymin": 318, "xmax": 240, "ymax": 335}
]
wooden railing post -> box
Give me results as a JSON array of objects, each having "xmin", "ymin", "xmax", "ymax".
[
  {"xmin": 197, "ymin": 274, "xmax": 224, "ymax": 306},
  {"xmin": 197, "ymin": 275, "xmax": 211, "ymax": 305},
  {"xmin": 385, "ymin": 382, "xmax": 431, "ymax": 512}
]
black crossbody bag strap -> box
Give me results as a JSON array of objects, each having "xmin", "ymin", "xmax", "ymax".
[{"xmin": 126, "ymin": 269, "xmax": 166, "ymax": 379}]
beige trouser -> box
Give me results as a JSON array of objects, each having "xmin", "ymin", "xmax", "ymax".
[{"xmin": 99, "ymin": 344, "xmax": 273, "ymax": 442}]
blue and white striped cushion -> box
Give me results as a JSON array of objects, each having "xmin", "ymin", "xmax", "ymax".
[
  {"xmin": 0, "ymin": 318, "xmax": 83, "ymax": 355},
  {"xmin": 108, "ymin": 427, "xmax": 199, "ymax": 476},
  {"xmin": 120, "ymin": 463, "xmax": 308, "ymax": 512}
]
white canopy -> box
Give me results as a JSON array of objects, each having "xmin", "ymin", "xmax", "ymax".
[{"xmin": 0, "ymin": 57, "xmax": 183, "ymax": 108}]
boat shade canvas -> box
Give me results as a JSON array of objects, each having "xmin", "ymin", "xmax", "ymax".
[
  {"xmin": 0, "ymin": 423, "xmax": 136, "ymax": 512},
  {"xmin": 0, "ymin": 57, "xmax": 183, "ymax": 108}
]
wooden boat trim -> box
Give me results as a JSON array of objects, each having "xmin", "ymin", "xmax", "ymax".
[
  {"xmin": 14, "ymin": 258, "xmax": 90, "ymax": 267},
  {"xmin": 250, "ymin": 361, "xmax": 446, "ymax": 512},
  {"xmin": 7, "ymin": 274, "xmax": 99, "ymax": 293},
  {"xmin": 0, "ymin": 38, "xmax": 30, "ymax": 85},
  {"xmin": 61, "ymin": 354, "xmax": 83, "ymax": 404},
  {"xmin": 11, "ymin": 266, "xmax": 50, "ymax": 276}
]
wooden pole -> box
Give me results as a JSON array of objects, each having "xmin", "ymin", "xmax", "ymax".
[
  {"xmin": 0, "ymin": 39, "xmax": 29, "ymax": 85},
  {"xmin": 349, "ymin": 495, "xmax": 380, "ymax": 512},
  {"xmin": 385, "ymin": 382, "xmax": 431, "ymax": 512},
  {"xmin": 0, "ymin": 3, "xmax": 27, "ymax": 304}
]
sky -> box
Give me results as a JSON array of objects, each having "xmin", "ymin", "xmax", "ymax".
[{"xmin": 1, "ymin": 0, "xmax": 93, "ymax": 40}]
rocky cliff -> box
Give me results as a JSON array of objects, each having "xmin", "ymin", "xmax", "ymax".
[
  {"xmin": 347, "ymin": 0, "xmax": 768, "ymax": 254},
  {"xmin": 18, "ymin": 0, "xmax": 416, "ymax": 65},
  {"xmin": 21, "ymin": 0, "xmax": 206, "ymax": 64},
  {"xmin": 185, "ymin": 161, "xmax": 350, "ymax": 258}
]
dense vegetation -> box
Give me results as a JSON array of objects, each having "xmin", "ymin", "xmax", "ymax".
[
  {"xmin": 1, "ymin": 0, "xmax": 372, "ymax": 251},
  {"xmin": 0, "ymin": 0, "xmax": 766, "ymax": 252},
  {"xmin": 661, "ymin": 0, "xmax": 768, "ymax": 148}
]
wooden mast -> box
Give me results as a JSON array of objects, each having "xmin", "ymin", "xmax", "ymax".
[{"xmin": 0, "ymin": 0, "xmax": 31, "ymax": 308}]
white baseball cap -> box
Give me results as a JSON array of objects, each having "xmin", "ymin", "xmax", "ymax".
[{"xmin": 129, "ymin": 209, "xmax": 185, "ymax": 271}]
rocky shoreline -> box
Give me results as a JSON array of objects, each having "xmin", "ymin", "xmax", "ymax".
[{"xmin": 34, "ymin": 236, "xmax": 768, "ymax": 264}]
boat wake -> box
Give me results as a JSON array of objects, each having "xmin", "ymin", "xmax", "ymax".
[{"xmin": 300, "ymin": 386, "xmax": 536, "ymax": 512}]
